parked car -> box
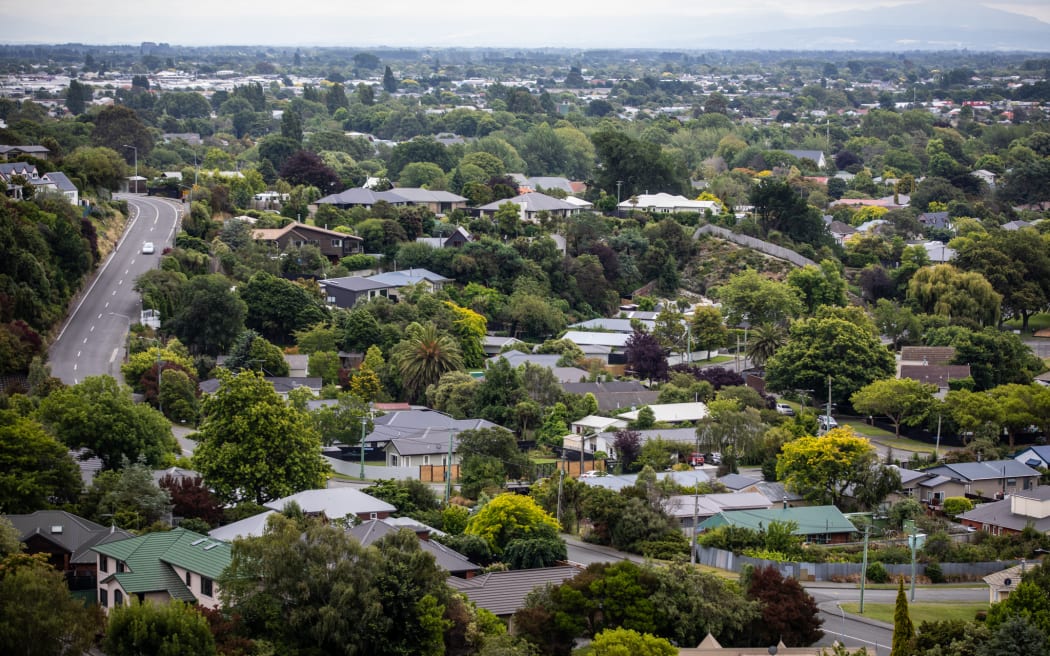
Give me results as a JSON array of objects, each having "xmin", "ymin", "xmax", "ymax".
[
  {"xmin": 775, "ymin": 402, "xmax": 795, "ymax": 416},
  {"xmin": 141, "ymin": 241, "xmax": 155, "ymax": 254},
  {"xmin": 707, "ymin": 452, "xmax": 722, "ymax": 465},
  {"xmin": 818, "ymin": 415, "xmax": 838, "ymax": 430},
  {"xmin": 580, "ymin": 470, "xmax": 603, "ymax": 478}
]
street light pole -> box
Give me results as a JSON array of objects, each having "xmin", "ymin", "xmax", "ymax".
[
  {"xmin": 122, "ymin": 144, "xmax": 138, "ymax": 192},
  {"xmin": 359, "ymin": 417, "xmax": 367, "ymax": 480}
]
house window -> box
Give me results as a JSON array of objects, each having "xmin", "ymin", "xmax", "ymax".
[
  {"xmin": 370, "ymin": 512, "xmax": 378, "ymax": 520},
  {"xmin": 99, "ymin": 556, "xmax": 108, "ymax": 573},
  {"xmin": 116, "ymin": 561, "xmax": 125, "ymax": 573},
  {"xmin": 1007, "ymin": 478, "xmax": 1017, "ymax": 487},
  {"xmin": 327, "ymin": 296, "xmax": 336, "ymax": 304},
  {"xmin": 99, "ymin": 589, "xmax": 108, "ymax": 607},
  {"xmin": 185, "ymin": 572, "xmax": 192, "ymax": 587},
  {"xmin": 114, "ymin": 590, "xmax": 124, "ymax": 606},
  {"xmin": 331, "ymin": 239, "xmax": 343, "ymax": 248},
  {"xmin": 201, "ymin": 577, "xmax": 214, "ymax": 597},
  {"xmin": 389, "ymin": 455, "xmax": 399, "ymax": 466},
  {"xmin": 423, "ymin": 455, "xmax": 430, "ymax": 465}
]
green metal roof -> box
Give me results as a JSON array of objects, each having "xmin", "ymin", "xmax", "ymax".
[
  {"xmin": 92, "ymin": 528, "xmax": 231, "ymax": 600},
  {"xmin": 697, "ymin": 505, "xmax": 857, "ymax": 536}
]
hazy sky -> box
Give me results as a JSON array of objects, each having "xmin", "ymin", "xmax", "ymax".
[{"xmin": 3, "ymin": 0, "xmax": 1049, "ymax": 47}]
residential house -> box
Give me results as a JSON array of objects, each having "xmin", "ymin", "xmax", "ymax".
[
  {"xmin": 568, "ymin": 317, "xmax": 656, "ymax": 333},
  {"xmin": 447, "ymin": 566, "xmax": 581, "ymax": 629},
  {"xmin": 971, "ymin": 169, "xmax": 998, "ymax": 189},
  {"xmin": 983, "ymin": 563, "xmax": 1027, "ymax": 603},
  {"xmin": 715, "ymin": 475, "xmax": 804, "ymax": 507},
  {"xmin": 319, "ymin": 275, "xmax": 392, "ymax": 308},
  {"xmin": 366, "ymin": 268, "xmax": 452, "ymax": 301},
  {"xmin": 0, "ymin": 161, "xmax": 39, "ymax": 199},
  {"xmin": 5, "ymin": 511, "xmax": 132, "ymax": 587},
  {"xmin": 0, "ymin": 144, "xmax": 50, "ymax": 160},
  {"xmin": 571, "ymin": 414, "xmax": 627, "ymax": 435},
  {"xmin": 415, "ymin": 226, "xmax": 472, "ymax": 249},
  {"xmin": 198, "ymin": 376, "xmax": 322, "ymax": 398},
  {"xmin": 898, "ymin": 364, "xmax": 970, "ymax": 392},
  {"xmin": 562, "ymin": 431, "xmax": 618, "ymax": 463},
  {"xmin": 93, "ymin": 528, "xmax": 230, "ymax": 612},
  {"xmin": 1002, "ymin": 220, "xmax": 1035, "ymax": 231},
  {"xmin": 577, "ymin": 468, "xmax": 711, "ymax": 492},
  {"xmin": 511, "ymin": 175, "xmax": 576, "ymax": 195},
  {"xmin": 899, "ymin": 346, "xmax": 955, "ymax": 366},
  {"xmin": 319, "ymin": 268, "xmax": 451, "ymax": 308},
  {"xmin": 316, "ymin": 187, "xmax": 468, "ymax": 214},
  {"xmin": 209, "ymin": 487, "xmax": 397, "ymax": 541},
  {"xmin": 885, "ymin": 466, "xmax": 938, "ymax": 504},
  {"xmin": 482, "ymin": 335, "xmax": 524, "ymax": 356},
  {"xmin": 697, "ymin": 505, "xmax": 856, "ymax": 544},
  {"xmin": 560, "ymin": 330, "xmax": 632, "ymax": 360},
  {"xmin": 477, "ymin": 192, "xmax": 581, "ymax": 221},
  {"xmin": 663, "ymin": 492, "xmax": 773, "ymax": 529},
  {"xmin": 618, "ymin": 193, "xmax": 721, "ymax": 215},
  {"xmin": 251, "ymin": 221, "xmax": 363, "ymax": 261},
  {"xmin": 365, "ymin": 408, "xmax": 507, "ymax": 468},
  {"xmin": 36, "ymin": 171, "xmax": 79, "ymax": 205},
  {"xmin": 619, "ymin": 402, "xmax": 710, "ymax": 424},
  {"xmin": 958, "ymin": 486, "xmax": 1050, "ymax": 536},
  {"xmin": 1014, "ymin": 445, "xmax": 1050, "ymax": 469},
  {"xmin": 784, "ymin": 150, "xmax": 827, "ymax": 169},
  {"xmin": 921, "ymin": 240, "xmax": 957, "ymax": 263},
  {"xmin": 487, "ymin": 350, "xmax": 589, "ymax": 383},
  {"xmin": 918, "ymin": 211, "xmax": 951, "ymax": 232},
  {"xmin": 921, "ymin": 460, "xmax": 1042, "ymax": 504},
  {"xmin": 561, "ymin": 380, "xmax": 659, "ymax": 412},
  {"xmin": 350, "ymin": 519, "xmax": 481, "ymax": 578},
  {"xmin": 827, "ymin": 220, "xmax": 856, "ymax": 246}
]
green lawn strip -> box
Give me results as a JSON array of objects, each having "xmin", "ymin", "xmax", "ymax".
[
  {"xmin": 840, "ymin": 420, "xmax": 939, "ymax": 454},
  {"xmin": 1003, "ymin": 313, "xmax": 1050, "ymax": 335},
  {"xmin": 840, "ymin": 601, "xmax": 987, "ymax": 625}
]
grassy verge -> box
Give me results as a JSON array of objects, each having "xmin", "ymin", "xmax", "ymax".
[
  {"xmin": 840, "ymin": 601, "xmax": 987, "ymax": 625},
  {"xmin": 841, "ymin": 420, "xmax": 940, "ymax": 454},
  {"xmin": 1003, "ymin": 313, "xmax": 1050, "ymax": 335}
]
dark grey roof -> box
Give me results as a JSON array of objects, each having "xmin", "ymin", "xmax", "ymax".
[
  {"xmin": 316, "ymin": 187, "xmax": 382, "ymax": 205},
  {"xmin": 596, "ymin": 427, "xmax": 698, "ymax": 444},
  {"xmin": 349, "ymin": 520, "xmax": 479, "ymax": 574},
  {"xmin": 447, "ymin": 566, "xmax": 580, "ymax": 616},
  {"xmin": 525, "ymin": 177, "xmax": 574, "ymax": 193},
  {"xmin": 718, "ymin": 473, "xmax": 761, "ymax": 491},
  {"xmin": 320, "ymin": 276, "xmax": 392, "ymax": 292},
  {"xmin": 1014, "ymin": 446, "xmax": 1050, "ymax": 465},
  {"xmin": 924, "ymin": 460, "xmax": 1041, "ymax": 482},
  {"xmin": 383, "ymin": 188, "xmax": 466, "ymax": 203},
  {"xmin": 198, "ymin": 376, "xmax": 320, "ymax": 394},
  {"xmin": 43, "ymin": 171, "xmax": 76, "ymax": 192},
  {"xmin": 957, "ymin": 498, "xmax": 1050, "ymax": 533},
  {"xmin": 489, "ymin": 351, "xmax": 562, "ymax": 369},
  {"xmin": 5, "ymin": 511, "xmax": 133, "ymax": 564}
]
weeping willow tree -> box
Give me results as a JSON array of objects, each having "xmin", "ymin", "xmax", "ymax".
[{"xmin": 906, "ymin": 264, "xmax": 1001, "ymax": 326}]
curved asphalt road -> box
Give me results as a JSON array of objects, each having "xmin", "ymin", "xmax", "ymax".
[{"xmin": 49, "ymin": 195, "xmax": 182, "ymax": 384}]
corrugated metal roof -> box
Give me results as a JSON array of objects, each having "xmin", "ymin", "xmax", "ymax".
[
  {"xmin": 93, "ymin": 528, "xmax": 230, "ymax": 599},
  {"xmin": 447, "ymin": 566, "xmax": 580, "ymax": 616}
]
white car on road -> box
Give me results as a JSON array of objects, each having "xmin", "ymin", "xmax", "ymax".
[{"xmin": 142, "ymin": 241, "xmax": 155, "ymax": 254}]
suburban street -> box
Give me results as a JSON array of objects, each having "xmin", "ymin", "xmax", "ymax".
[{"xmin": 49, "ymin": 195, "xmax": 182, "ymax": 384}]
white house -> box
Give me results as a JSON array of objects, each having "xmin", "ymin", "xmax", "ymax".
[{"xmin": 618, "ymin": 193, "xmax": 721, "ymax": 214}]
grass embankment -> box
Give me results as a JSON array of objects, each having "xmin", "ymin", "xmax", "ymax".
[
  {"xmin": 840, "ymin": 601, "xmax": 987, "ymax": 625},
  {"xmin": 1003, "ymin": 313, "xmax": 1050, "ymax": 336},
  {"xmin": 840, "ymin": 419, "xmax": 942, "ymax": 455}
]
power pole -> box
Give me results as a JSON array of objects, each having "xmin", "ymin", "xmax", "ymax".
[
  {"xmin": 859, "ymin": 524, "xmax": 870, "ymax": 613},
  {"xmin": 445, "ymin": 427, "xmax": 456, "ymax": 504},
  {"xmin": 691, "ymin": 481, "xmax": 700, "ymax": 565},
  {"xmin": 556, "ymin": 461, "xmax": 564, "ymax": 526}
]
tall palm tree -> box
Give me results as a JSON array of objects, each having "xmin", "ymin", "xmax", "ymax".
[
  {"xmin": 394, "ymin": 322, "xmax": 463, "ymax": 402},
  {"xmin": 746, "ymin": 323, "xmax": 787, "ymax": 369}
]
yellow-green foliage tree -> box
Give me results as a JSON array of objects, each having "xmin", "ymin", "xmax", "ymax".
[
  {"xmin": 121, "ymin": 341, "xmax": 195, "ymax": 393},
  {"xmin": 465, "ymin": 494, "xmax": 561, "ymax": 555},
  {"xmin": 591, "ymin": 628, "xmax": 677, "ymax": 656},
  {"xmin": 445, "ymin": 301, "xmax": 487, "ymax": 368},
  {"xmin": 776, "ymin": 428, "xmax": 899, "ymax": 509}
]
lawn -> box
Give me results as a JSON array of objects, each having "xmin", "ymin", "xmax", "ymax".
[
  {"xmin": 840, "ymin": 601, "xmax": 987, "ymax": 625},
  {"xmin": 840, "ymin": 419, "xmax": 940, "ymax": 455},
  {"xmin": 1003, "ymin": 312, "xmax": 1050, "ymax": 335}
]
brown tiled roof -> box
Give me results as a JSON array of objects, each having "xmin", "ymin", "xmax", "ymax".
[
  {"xmin": 899, "ymin": 364, "xmax": 970, "ymax": 387},
  {"xmin": 899, "ymin": 346, "xmax": 955, "ymax": 365}
]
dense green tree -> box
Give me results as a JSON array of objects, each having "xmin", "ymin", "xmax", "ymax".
[
  {"xmin": 90, "ymin": 104, "xmax": 153, "ymax": 160},
  {"xmin": 239, "ymin": 272, "xmax": 326, "ymax": 345},
  {"xmin": 750, "ymin": 178, "xmax": 829, "ymax": 246},
  {"xmin": 91, "ymin": 461, "xmax": 172, "ymax": 530},
  {"xmin": 927, "ymin": 325, "xmax": 1044, "ymax": 390},
  {"xmin": 954, "ymin": 229, "xmax": 1050, "ymax": 330},
  {"xmin": 458, "ymin": 428, "xmax": 528, "ymax": 499},
  {"xmin": 0, "ymin": 553, "xmax": 102, "ymax": 656},
  {"xmin": 591, "ymin": 129, "xmax": 685, "ymax": 197},
  {"xmin": 691, "ymin": 305, "xmax": 728, "ymax": 359},
  {"xmin": 223, "ymin": 329, "xmax": 290, "ymax": 377},
  {"xmin": 765, "ymin": 311, "xmax": 895, "ymax": 404},
  {"xmin": 712, "ymin": 269, "xmax": 804, "ymax": 327},
  {"xmin": 851, "ymin": 378, "xmax": 937, "ymax": 438},
  {"xmin": 472, "ymin": 357, "xmax": 525, "ymax": 427},
  {"xmin": 193, "ymin": 370, "xmax": 329, "ymax": 504},
  {"xmin": 168, "ymin": 274, "xmax": 247, "ymax": 356},
  {"xmin": 37, "ymin": 375, "xmax": 176, "ymax": 470},
  {"xmin": 786, "ymin": 260, "xmax": 848, "ymax": 314},
  {"xmin": 0, "ymin": 410, "xmax": 81, "ymax": 513},
  {"xmin": 62, "ymin": 145, "xmax": 127, "ymax": 191},
  {"xmin": 104, "ymin": 599, "xmax": 216, "ymax": 656}
]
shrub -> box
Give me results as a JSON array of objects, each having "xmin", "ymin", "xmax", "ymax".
[
  {"xmin": 925, "ymin": 561, "xmax": 945, "ymax": 584},
  {"xmin": 866, "ymin": 562, "xmax": 889, "ymax": 583}
]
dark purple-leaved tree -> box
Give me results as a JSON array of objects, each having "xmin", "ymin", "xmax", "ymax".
[{"xmin": 625, "ymin": 330, "xmax": 668, "ymax": 385}]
